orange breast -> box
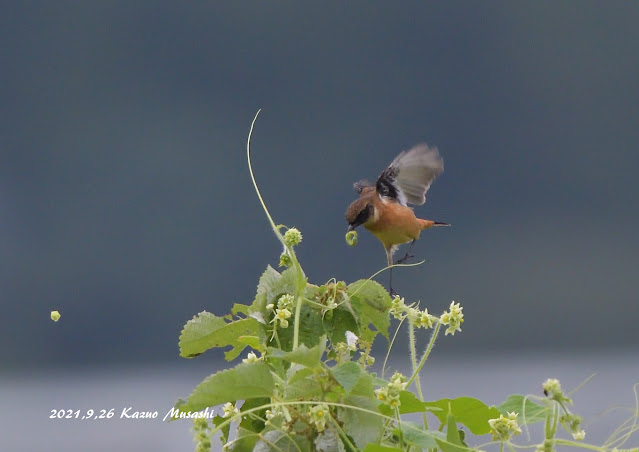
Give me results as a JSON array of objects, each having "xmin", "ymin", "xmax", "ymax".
[{"xmin": 365, "ymin": 202, "xmax": 421, "ymax": 247}]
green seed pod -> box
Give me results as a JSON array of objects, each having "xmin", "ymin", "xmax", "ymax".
[{"xmin": 345, "ymin": 230, "xmax": 358, "ymax": 246}]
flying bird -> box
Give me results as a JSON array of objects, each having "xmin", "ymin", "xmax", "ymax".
[{"xmin": 345, "ymin": 144, "xmax": 448, "ymax": 295}]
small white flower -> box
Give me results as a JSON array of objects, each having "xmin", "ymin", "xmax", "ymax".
[
  {"xmin": 389, "ymin": 296, "xmax": 407, "ymax": 320},
  {"xmin": 345, "ymin": 331, "xmax": 359, "ymax": 351},
  {"xmin": 272, "ymin": 307, "xmax": 292, "ymax": 328},
  {"xmin": 572, "ymin": 430, "xmax": 586, "ymax": 441},
  {"xmin": 309, "ymin": 404, "xmax": 329, "ymax": 432},
  {"xmin": 242, "ymin": 351, "xmax": 261, "ymax": 364},
  {"xmin": 222, "ymin": 402, "xmax": 239, "ymax": 419},
  {"xmin": 440, "ymin": 300, "xmax": 464, "ymax": 335}
]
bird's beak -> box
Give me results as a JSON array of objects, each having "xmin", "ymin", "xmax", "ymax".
[{"xmin": 348, "ymin": 224, "xmax": 355, "ymax": 232}]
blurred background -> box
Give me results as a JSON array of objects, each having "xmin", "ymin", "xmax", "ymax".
[{"xmin": 2, "ymin": 1, "xmax": 638, "ymax": 450}]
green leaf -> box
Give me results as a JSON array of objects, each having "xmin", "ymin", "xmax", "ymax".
[
  {"xmin": 288, "ymin": 366, "xmax": 314, "ymax": 385},
  {"xmin": 178, "ymin": 312, "xmax": 264, "ymax": 360},
  {"xmin": 395, "ymin": 422, "xmax": 444, "ymax": 449},
  {"xmin": 372, "ymin": 376, "xmax": 389, "ymax": 386},
  {"xmin": 228, "ymin": 426, "xmax": 259, "ymax": 451},
  {"xmin": 379, "ymin": 391, "xmax": 440, "ymax": 416},
  {"xmin": 231, "ymin": 303, "xmax": 251, "ymax": 317},
  {"xmin": 239, "ymin": 397, "xmax": 269, "ymax": 433},
  {"xmin": 348, "ymin": 280, "xmax": 392, "ymax": 340},
  {"xmin": 253, "ymin": 430, "xmax": 311, "ymax": 452},
  {"xmin": 284, "ymin": 372, "xmax": 322, "ymax": 400},
  {"xmin": 249, "ymin": 265, "xmax": 282, "ymax": 316},
  {"xmin": 348, "ymin": 370, "xmax": 377, "ymax": 398},
  {"xmin": 174, "ymin": 363, "xmax": 274, "ymax": 414},
  {"xmin": 237, "ymin": 335, "xmax": 264, "ymax": 352},
  {"xmin": 363, "ymin": 445, "xmax": 404, "ymax": 452},
  {"xmin": 314, "ymin": 429, "xmax": 348, "ymax": 452},
  {"xmin": 436, "ymin": 411, "xmax": 466, "ymax": 452},
  {"xmin": 331, "ymin": 362, "xmax": 363, "ymax": 395},
  {"xmin": 323, "ymin": 306, "xmax": 359, "ymax": 346},
  {"xmin": 431, "ymin": 411, "xmax": 467, "ymax": 452},
  {"xmin": 212, "ymin": 414, "xmax": 230, "ymax": 447},
  {"xmin": 424, "ymin": 397, "xmax": 501, "ymax": 435},
  {"xmin": 267, "ymin": 337, "xmax": 326, "ymax": 368},
  {"xmin": 497, "ymin": 394, "xmax": 548, "ymax": 425},
  {"xmin": 256, "ymin": 266, "xmax": 298, "ymax": 309},
  {"xmin": 276, "ymin": 303, "xmax": 325, "ymax": 351},
  {"xmin": 340, "ymin": 395, "xmax": 384, "ymax": 449}
]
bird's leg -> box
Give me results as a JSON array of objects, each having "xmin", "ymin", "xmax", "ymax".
[
  {"xmin": 385, "ymin": 246, "xmax": 398, "ymax": 297},
  {"xmin": 394, "ymin": 239, "xmax": 416, "ymax": 265}
]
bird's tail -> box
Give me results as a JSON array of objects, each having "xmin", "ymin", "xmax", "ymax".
[{"xmin": 418, "ymin": 219, "xmax": 450, "ymax": 230}]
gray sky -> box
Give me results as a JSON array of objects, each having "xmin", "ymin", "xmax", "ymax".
[{"xmin": 2, "ymin": 2, "xmax": 638, "ymax": 369}]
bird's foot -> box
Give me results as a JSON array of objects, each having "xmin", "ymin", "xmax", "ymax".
[
  {"xmin": 394, "ymin": 253, "xmax": 414, "ymax": 265},
  {"xmin": 389, "ymin": 287, "xmax": 399, "ymax": 298}
]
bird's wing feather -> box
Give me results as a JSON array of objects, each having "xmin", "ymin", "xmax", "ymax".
[
  {"xmin": 376, "ymin": 144, "xmax": 443, "ymax": 206},
  {"xmin": 353, "ymin": 179, "xmax": 373, "ymax": 194}
]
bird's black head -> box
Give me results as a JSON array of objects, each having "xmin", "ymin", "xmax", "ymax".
[{"xmin": 345, "ymin": 199, "xmax": 373, "ymax": 231}]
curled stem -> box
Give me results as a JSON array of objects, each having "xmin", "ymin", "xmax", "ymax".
[{"xmin": 247, "ymin": 110, "xmax": 305, "ymax": 349}]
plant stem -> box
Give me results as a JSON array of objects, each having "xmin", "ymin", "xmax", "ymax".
[
  {"xmin": 329, "ymin": 414, "xmax": 357, "ymax": 451},
  {"xmin": 409, "ymin": 321, "xmax": 428, "ymax": 429},
  {"xmin": 554, "ymin": 439, "xmax": 604, "ymax": 451},
  {"xmin": 246, "ymin": 110, "xmax": 283, "ymax": 246},
  {"xmin": 246, "ymin": 110, "xmax": 306, "ymax": 349},
  {"xmin": 407, "ymin": 322, "xmax": 441, "ymax": 387}
]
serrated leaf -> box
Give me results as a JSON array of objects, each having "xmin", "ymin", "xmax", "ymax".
[
  {"xmin": 174, "ymin": 363, "xmax": 274, "ymax": 414},
  {"xmin": 424, "ymin": 397, "xmax": 501, "ymax": 435},
  {"xmin": 267, "ymin": 337, "xmax": 326, "ymax": 368},
  {"xmin": 497, "ymin": 394, "xmax": 548, "ymax": 425},
  {"xmin": 348, "ymin": 280, "xmax": 391, "ymax": 340},
  {"xmin": 178, "ymin": 312, "xmax": 264, "ymax": 360},
  {"xmin": 250, "ymin": 265, "xmax": 282, "ymax": 315},
  {"xmin": 331, "ymin": 362, "xmax": 363, "ymax": 395},
  {"xmin": 256, "ymin": 266, "xmax": 298, "ymax": 309}
]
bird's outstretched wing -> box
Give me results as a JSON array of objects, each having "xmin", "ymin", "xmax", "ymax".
[{"xmin": 376, "ymin": 144, "xmax": 443, "ymax": 206}]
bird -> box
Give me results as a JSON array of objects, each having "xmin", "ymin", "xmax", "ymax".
[{"xmin": 345, "ymin": 144, "xmax": 448, "ymax": 295}]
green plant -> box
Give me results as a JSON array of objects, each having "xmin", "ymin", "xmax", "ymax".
[{"xmin": 172, "ymin": 111, "xmax": 639, "ymax": 452}]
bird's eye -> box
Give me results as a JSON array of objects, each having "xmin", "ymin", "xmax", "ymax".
[{"xmin": 381, "ymin": 186, "xmax": 388, "ymax": 196}]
